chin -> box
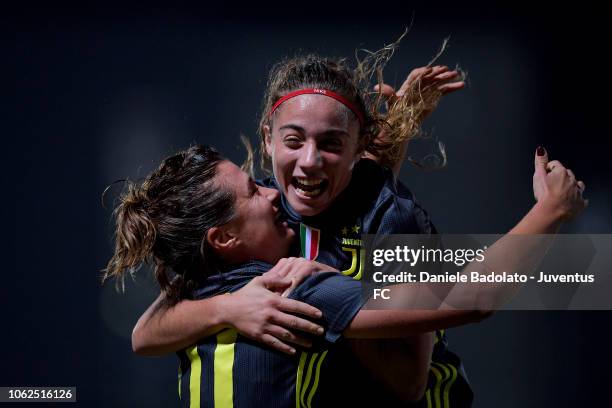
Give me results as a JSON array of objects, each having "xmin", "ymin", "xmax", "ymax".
[
  {"xmin": 287, "ymin": 192, "xmax": 331, "ymax": 217},
  {"xmin": 288, "ymin": 199, "xmax": 326, "ymax": 217}
]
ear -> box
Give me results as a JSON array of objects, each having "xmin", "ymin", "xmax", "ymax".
[
  {"xmin": 206, "ymin": 226, "xmax": 239, "ymax": 254},
  {"xmin": 263, "ymin": 125, "xmax": 273, "ymax": 157}
]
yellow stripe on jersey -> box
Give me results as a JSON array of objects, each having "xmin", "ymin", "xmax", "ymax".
[
  {"xmin": 431, "ymin": 362, "xmax": 453, "ymax": 408},
  {"xmin": 430, "ymin": 362, "xmax": 455, "ymax": 408},
  {"xmin": 300, "ymin": 353, "xmax": 319, "ymax": 407},
  {"xmin": 434, "ymin": 329, "xmax": 446, "ymax": 345},
  {"xmin": 296, "ymin": 352, "xmax": 308, "ymax": 408},
  {"xmin": 187, "ymin": 346, "xmax": 202, "ymax": 408},
  {"xmin": 214, "ymin": 329, "xmax": 237, "ymax": 408},
  {"xmin": 306, "ymin": 350, "xmax": 328, "ymax": 408},
  {"xmin": 443, "ymin": 363, "xmax": 458, "ymax": 408},
  {"xmin": 178, "ymin": 365, "xmax": 182, "ymax": 398},
  {"xmin": 436, "ymin": 363, "xmax": 451, "ymax": 408},
  {"xmin": 430, "ymin": 364, "xmax": 443, "ymax": 408},
  {"xmin": 426, "ymin": 389, "xmax": 432, "ymax": 408}
]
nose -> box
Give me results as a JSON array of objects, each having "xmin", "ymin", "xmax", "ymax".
[
  {"xmin": 297, "ymin": 140, "xmax": 323, "ymax": 173},
  {"xmin": 261, "ymin": 186, "xmax": 280, "ymax": 205}
]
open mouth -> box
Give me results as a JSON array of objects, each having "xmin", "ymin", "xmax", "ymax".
[{"xmin": 292, "ymin": 177, "xmax": 328, "ymax": 198}]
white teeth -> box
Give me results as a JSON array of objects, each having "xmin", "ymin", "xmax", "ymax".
[
  {"xmin": 296, "ymin": 187, "xmax": 322, "ymax": 197},
  {"xmin": 296, "ymin": 177, "xmax": 324, "ymax": 186}
]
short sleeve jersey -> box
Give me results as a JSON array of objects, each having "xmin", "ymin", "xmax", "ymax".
[{"xmin": 177, "ymin": 261, "xmax": 366, "ymax": 408}]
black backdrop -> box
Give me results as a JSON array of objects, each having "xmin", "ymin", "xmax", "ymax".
[{"xmin": 7, "ymin": 2, "xmax": 612, "ymax": 407}]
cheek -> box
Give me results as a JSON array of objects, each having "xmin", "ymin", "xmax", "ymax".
[
  {"xmin": 324, "ymin": 152, "xmax": 357, "ymax": 178},
  {"xmin": 272, "ymin": 148, "xmax": 297, "ymax": 182}
]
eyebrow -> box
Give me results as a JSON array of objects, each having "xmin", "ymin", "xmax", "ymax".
[
  {"xmin": 278, "ymin": 124, "xmax": 350, "ymax": 138},
  {"xmin": 278, "ymin": 124, "xmax": 305, "ymax": 133}
]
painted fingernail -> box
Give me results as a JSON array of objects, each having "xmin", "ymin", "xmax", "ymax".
[{"xmin": 537, "ymin": 145, "xmax": 546, "ymax": 156}]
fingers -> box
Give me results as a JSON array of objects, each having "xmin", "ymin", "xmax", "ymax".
[
  {"xmin": 266, "ymin": 325, "xmax": 313, "ymax": 348},
  {"xmin": 394, "ymin": 65, "xmax": 465, "ymax": 101},
  {"xmin": 272, "ymin": 308, "xmax": 324, "ymax": 337},
  {"xmin": 373, "ymin": 83, "xmax": 396, "ymax": 97},
  {"xmin": 373, "ymin": 83, "xmax": 399, "ymax": 107},
  {"xmin": 534, "ymin": 146, "xmax": 549, "ymax": 178},
  {"xmin": 423, "ymin": 65, "xmax": 449, "ymax": 79},
  {"xmin": 405, "ymin": 67, "xmax": 433, "ymax": 91},
  {"xmin": 396, "ymin": 66, "xmax": 434, "ymax": 99},
  {"xmin": 428, "ymin": 68, "xmax": 464, "ymax": 94},
  {"xmin": 260, "ymin": 334, "xmax": 296, "ymax": 355},
  {"xmin": 438, "ymin": 81, "xmax": 466, "ymax": 94},
  {"xmin": 265, "ymin": 257, "xmax": 296, "ymax": 279},
  {"xmin": 431, "ymin": 70, "xmax": 457, "ymax": 81},
  {"xmin": 277, "ymin": 297, "xmax": 323, "ymax": 320},
  {"xmin": 274, "ymin": 258, "xmax": 294, "ymax": 278},
  {"xmin": 264, "ymin": 277, "xmax": 293, "ymax": 294},
  {"xmin": 566, "ymin": 168, "xmax": 576, "ymax": 183},
  {"xmin": 258, "ymin": 273, "xmax": 292, "ymax": 294},
  {"xmin": 273, "ymin": 312, "xmax": 324, "ymax": 336},
  {"xmin": 546, "ymin": 160, "xmax": 566, "ymax": 173},
  {"xmin": 281, "ymin": 277, "xmax": 299, "ymax": 298}
]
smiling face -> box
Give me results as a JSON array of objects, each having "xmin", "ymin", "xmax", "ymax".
[
  {"xmin": 215, "ymin": 160, "xmax": 295, "ymax": 264},
  {"xmin": 264, "ymin": 94, "xmax": 362, "ymax": 217}
]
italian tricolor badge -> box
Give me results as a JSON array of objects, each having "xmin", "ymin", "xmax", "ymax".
[{"xmin": 299, "ymin": 223, "xmax": 321, "ymax": 261}]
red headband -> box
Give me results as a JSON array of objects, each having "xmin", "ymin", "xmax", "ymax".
[{"xmin": 269, "ymin": 88, "xmax": 365, "ymax": 126}]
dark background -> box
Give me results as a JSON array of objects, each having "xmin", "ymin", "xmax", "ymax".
[{"xmin": 7, "ymin": 2, "xmax": 612, "ymax": 407}]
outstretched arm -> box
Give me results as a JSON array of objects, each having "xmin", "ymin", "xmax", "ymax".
[{"xmin": 351, "ymin": 148, "xmax": 588, "ymax": 324}]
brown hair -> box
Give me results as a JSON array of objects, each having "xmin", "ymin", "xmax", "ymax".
[
  {"xmin": 103, "ymin": 145, "xmax": 235, "ymax": 305},
  {"xmin": 258, "ymin": 54, "xmax": 380, "ymax": 172},
  {"xmin": 257, "ymin": 33, "xmax": 457, "ymax": 171}
]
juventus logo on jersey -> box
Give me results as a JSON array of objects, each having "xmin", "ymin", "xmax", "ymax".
[
  {"xmin": 299, "ymin": 224, "xmax": 321, "ymax": 261},
  {"xmin": 340, "ymin": 223, "xmax": 365, "ymax": 280}
]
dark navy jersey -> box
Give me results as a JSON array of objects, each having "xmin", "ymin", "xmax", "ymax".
[
  {"xmin": 260, "ymin": 159, "xmax": 473, "ymax": 408},
  {"xmin": 177, "ymin": 261, "xmax": 365, "ymax": 408},
  {"xmin": 260, "ymin": 159, "xmax": 436, "ymax": 277}
]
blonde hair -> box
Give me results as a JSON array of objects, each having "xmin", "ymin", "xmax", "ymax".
[{"xmin": 255, "ymin": 31, "xmax": 462, "ymax": 172}]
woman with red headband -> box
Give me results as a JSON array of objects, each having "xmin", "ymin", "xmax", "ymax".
[{"xmin": 128, "ymin": 53, "xmax": 586, "ymax": 406}]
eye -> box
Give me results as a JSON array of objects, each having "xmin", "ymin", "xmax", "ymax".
[
  {"xmin": 320, "ymin": 138, "xmax": 343, "ymax": 151},
  {"xmin": 283, "ymin": 136, "xmax": 303, "ymax": 149},
  {"xmin": 248, "ymin": 179, "xmax": 259, "ymax": 197}
]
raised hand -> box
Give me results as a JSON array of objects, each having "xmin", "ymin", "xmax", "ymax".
[
  {"xmin": 533, "ymin": 146, "xmax": 588, "ymax": 221},
  {"xmin": 262, "ymin": 257, "xmax": 338, "ymax": 297}
]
